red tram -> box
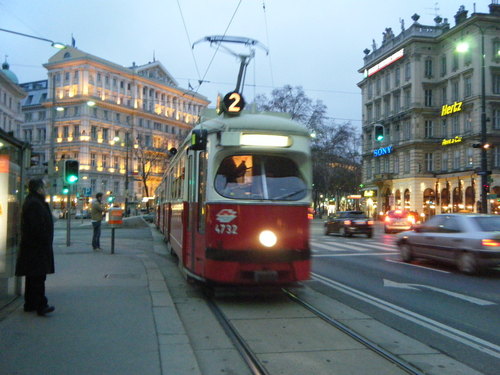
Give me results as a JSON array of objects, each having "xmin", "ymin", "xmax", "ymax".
[{"xmin": 155, "ymin": 92, "xmax": 312, "ymax": 285}]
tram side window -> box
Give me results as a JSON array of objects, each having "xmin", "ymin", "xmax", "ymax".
[{"xmin": 214, "ymin": 155, "xmax": 306, "ymax": 201}]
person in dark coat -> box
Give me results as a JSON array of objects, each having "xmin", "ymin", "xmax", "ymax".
[{"xmin": 15, "ymin": 178, "xmax": 55, "ymax": 316}]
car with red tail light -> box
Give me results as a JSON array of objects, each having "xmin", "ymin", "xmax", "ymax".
[
  {"xmin": 384, "ymin": 210, "xmax": 415, "ymax": 233},
  {"xmin": 396, "ymin": 213, "xmax": 500, "ymax": 274}
]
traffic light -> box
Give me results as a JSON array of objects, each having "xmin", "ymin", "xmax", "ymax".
[
  {"xmin": 63, "ymin": 159, "xmax": 79, "ymax": 184},
  {"xmin": 107, "ymin": 191, "xmax": 115, "ymax": 203},
  {"xmin": 62, "ymin": 186, "xmax": 69, "ymax": 195},
  {"xmin": 472, "ymin": 143, "xmax": 493, "ymax": 149},
  {"xmin": 374, "ymin": 124, "xmax": 384, "ymax": 142},
  {"xmin": 483, "ymin": 184, "xmax": 490, "ymax": 193}
]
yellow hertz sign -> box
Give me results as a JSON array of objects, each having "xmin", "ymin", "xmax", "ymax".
[
  {"xmin": 442, "ymin": 136, "xmax": 463, "ymax": 146},
  {"xmin": 441, "ymin": 101, "xmax": 463, "ymax": 117}
]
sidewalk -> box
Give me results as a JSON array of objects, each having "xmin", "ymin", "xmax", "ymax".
[{"xmin": 0, "ymin": 217, "xmax": 201, "ymax": 375}]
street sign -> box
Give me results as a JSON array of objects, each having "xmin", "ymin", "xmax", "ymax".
[
  {"xmin": 82, "ymin": 187, "xmax": 92, "ymax": 197},
  {"xmin": 487, "ymin": 194, "xmax": 497, "ymax": 199}
]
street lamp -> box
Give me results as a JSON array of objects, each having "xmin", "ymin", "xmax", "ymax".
[
  {"xmin": 0, "ymin": 28, "xmax": 66, "ymax": 209},
  {"xmin": 456, "ymin": 24, "xmax": 489, "ymax": 213}
]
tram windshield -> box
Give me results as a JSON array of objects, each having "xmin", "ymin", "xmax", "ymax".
[{"xmin": 215, "ymin": 155, "xmax": 307, "ymax": 201}]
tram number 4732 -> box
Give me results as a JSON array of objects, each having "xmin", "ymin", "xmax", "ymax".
[{"xmin": 215, "ymin": 224, "xmax": 238, "ymax": 235}]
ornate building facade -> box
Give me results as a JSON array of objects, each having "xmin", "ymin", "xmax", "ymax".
[
  {"xmin": 358, "ymin": 3, "xmax": 500, "ymax": 219},
  {"xmin": 21, "ymin": 47, "xmax": 209, "ymax": 211}
]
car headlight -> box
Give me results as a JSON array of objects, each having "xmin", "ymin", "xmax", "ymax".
[{"xmin": 259, "ymin": 230, "xmax": 277, "ymax": 247}]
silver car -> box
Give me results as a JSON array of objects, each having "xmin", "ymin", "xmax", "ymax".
[{"xmin": 396, "ymin": 214, "xmax": 500, "ymax": 274}]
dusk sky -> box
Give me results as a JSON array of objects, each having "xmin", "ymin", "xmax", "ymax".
[{"xmin": 0, "ymin": 0, "xmax": 492, "ymax": 128}]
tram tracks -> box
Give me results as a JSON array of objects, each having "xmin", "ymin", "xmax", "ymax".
[{"xmin": 206, "ymin": 287, "xmax": 426, "ymax": 375}]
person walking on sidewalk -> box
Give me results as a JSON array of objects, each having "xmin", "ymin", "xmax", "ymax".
[
  {"xmin": 91, "ymin": 192, "xmax": 105, "ymax": 251},
  {"xmin": 15, "ymin": 178, "xmax": 55, "ymax": 316}
]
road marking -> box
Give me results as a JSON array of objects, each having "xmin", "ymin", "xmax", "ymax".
[
  {"xmin": 312, "ymin": 272, "xmax": 500, "ymax": 359},
  {"xmin": 312, "ymin": 240, "xmax": 397, "ymax": 253},
  {"xmin": 314, "ymin": 253, "xmax": 396, "ymax": 257},
  {"xmin": 383, "ymin": 279, "xmax": 495, "ymax": 306},
  {"xmin": 386, "ymin": 259, "xmax": 451, "ymax": 274}
]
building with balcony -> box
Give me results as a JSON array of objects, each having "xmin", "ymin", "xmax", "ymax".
[
  {"xmin": 358, "ymin": 2, "xmax": 500, "ymax": 220},
  {"xmin": 21, "ymin": 47, "xmax": 209, "ymax": 212}
]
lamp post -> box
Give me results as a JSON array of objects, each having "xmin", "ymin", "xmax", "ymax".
[
  {"xmin": 0, "ymin": 28, "xmax": 66, "ymax": 209},
  {"xmin": 457, "ymin": 24, "xmax": 488, "ymax": 213}
]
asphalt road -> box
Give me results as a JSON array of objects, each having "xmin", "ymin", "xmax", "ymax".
[{"xmin": 308, "ymin": 219, "xmax": 500, "ymax": 375}]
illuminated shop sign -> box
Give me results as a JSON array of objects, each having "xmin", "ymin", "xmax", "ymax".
[
  {"xmin": 365, "ymin": 48, "xmax": 405, "ymax": 77},
  {"xmin": 363, "ymin": 190, "xmax": 375, "ymax": 197},
  {"xmin": 442, "ymin": 136, "xmax": 463, "ymax": 146},
  {"xmin": 441, "ymin": 101, "xmax": 463, "ymax": 117},
  {"xmin": 373, "ymin": 145, "xmax": 393, "ymax": 157}
]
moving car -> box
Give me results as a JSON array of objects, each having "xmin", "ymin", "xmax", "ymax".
[
  {"xmin": 324, "ymin": 211, "xmax": 374, "ymax": 238},
  {"xmin": 396, "ymin": 213, "xmax": 500, "ymax": 274},
  {"xmin": 384, "ymin": 210, "xmax": 415, "ymax": 233}
]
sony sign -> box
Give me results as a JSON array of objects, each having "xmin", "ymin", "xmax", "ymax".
[{"xmin": 373, "ymin": 145, "xmax": 394, "ymax": 157}]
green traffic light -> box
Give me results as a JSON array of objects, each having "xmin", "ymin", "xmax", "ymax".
[
  {"xmin": 62, "ymin": 186, "xmax": 69, "ymax": 194},
  {"xmin": 67, "ymin": 175, "xmax": 78, "ymax": 183}
]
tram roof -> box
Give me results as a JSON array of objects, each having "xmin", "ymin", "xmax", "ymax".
[{"xmin": 194, "ymin": 111, "xmax": 310, "ymax": 137}]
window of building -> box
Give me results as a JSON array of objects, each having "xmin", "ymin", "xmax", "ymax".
[
  {"xmin": 404, "ymin": 152, "xmax": 410, "ymax": 173},
  {"xmin": 393, "ymin": 92, "xmax": 400, "ymax": 113},
  {"xmin": 114, "ymin": 156, "xmax": 119, "ymax": 169},
  {"xmin": 440, "ymin": 55, "xmax": 447, "ymax": 76},
  {"xmin": 404, "ymin": 62, "xmax": 411, "ymax": 80},
  {"xmin": 393, "ymin": 155, "xmax": 399, "ymax": 174},
  {"xmin": 374, "ymin": 158, "xmax": 380, "ymax": 174},
  {"xmin": 384, "ymin": 73, "xmax": 390, "ymax": 91},
  {"xmin": 494, "ymin": 148, "xmax": 500, "ymax": 168},
  {"xmin": 91, "ymin": 179, "xmax": 97, "ymax": 192},
  {"xmin": 453, "ymin": 150, "xmax": 461, "ymax": 170},
  {"xmin": 441, "ymin": 85, "xmax": 448, "ymax": 105},
  {"xmin": 425, "ymin": 153, "xmax": 434, "ymax": 172},
  {"xmin": 464, "ymin": 114, "xmax": 472, "ymax": 133},
  {"xmin": 441, "ymin": 151, "xmax": 448, "ymax": 171},
  {"xmin": 384, "ymin": 97, "xmax": 391, "ymax": 116},
  {"xmin": 102, "ymin": 128, "xmax": 109, "ymax": 141},
  {"xmin": 366, "ymin": 160, "xmax": 372, "ymax": 179},
  {"xmin": 464, "ymin": 76, "xmax": 472, "ymax": 97},
  {"xmin": 63, "ymin": 126, "xmax": 69, "ymax": 138},
  {"xmin": 113, "ymin": 180, "xmax": 120, "ymax": 195},
  {"xmin": 452, "ymin": 52, "xmax": 459, "ymax": 71},
  {"xmin": 394, "ymin": 67, "xmax": 401, "ymax": 86},
  {"xmin": 367, "ymin": 82, "xmax": 373, "ymax": 99},
  {"xmin": 102, "ymin": 180, "xmax": 108, "ymax": 192},
  {"xmin": 37, "ymin": 128, "xmax": 46, "ymax": 142},
  {"xmin": 451, "ymin": 80, "xmax": 459, "ymax": 101},
  {"xmin": 91, "ymin": 153, "xmax": 96, "ymax": 167},
  {"xmin": 376, "ymin": 78, "xmax": 381, "ymax": 96},
  {"xmin": 23, "ymin": 129, "xmax": 33, "ymax": 142},
  {"xmin": 74, "ymin": 125, "xmax": 79, "ymax": 136},
  {"xmin": 91, "ymin": 126, "xmax": 97, "ymax": 141},
  {"xmin": 74, "ymin": 70, "xmax": 79, "ymax": 83},
  {"xmin": 424, "ymin": 58, "xmax": 433, "ymax": 78},
  {"xmin": 467, "ymin": 148, "xmax": 474, "ymax": 167},
  {"xmin": 404, "ymin": 89, "xmax": 411, "ymax": 109},
  {"xmin": 441, "ymin": 119, "xmax": 448, "ymax": 137},
  {"xmin": 424, "ymin": 89, "xmax": 433, "ymax": 107},
  {"xmin": 97, "ymin": 73, "xmax": 102, "ymax": 82},
  {"xmin": 452, "ymin": 116, "xmax": 460, "ymax": 135},
  {"xmin": 25, "ymin": 112, "xmax": 32, "ymax": 122},
  {"xmin": 493, "ymin": 74, "xmax": 500, "ymax": 94},
  {"xmin": 26, "ymin": 95, "xmax": 33, "ymax": 105},
  {"xmin": 403, "ymin": 120, "xmax": 411, "ymax": 140},
  {"xmin": 102, "ymin": 155, "xmax": 108, "ymax": 168},
  {"xmin": 493, "ymin": 109, "xmax": 500, "ymax": 130},
  {"xmin": 103, "ymin": 110, "xmax": 109, "ymax": 121},
  {"xmin": 425, "ymin": 120, "xmax": 434, "ymax": 138},
  {"xmin": 74, "ymin": 106, "xmax": 79, "ymax": 116}
]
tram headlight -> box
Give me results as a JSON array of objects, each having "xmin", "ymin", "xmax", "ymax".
[{"xmin": 259, "ymin": 230, "xmax": 277, "ymax": 247}]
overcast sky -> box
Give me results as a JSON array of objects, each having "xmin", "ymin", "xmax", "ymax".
[{"xmin": 0, "ymin": 0, "xmax": 492, "ymax": 127}]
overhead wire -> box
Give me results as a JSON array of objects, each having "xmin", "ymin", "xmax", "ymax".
[
  {"xmin": 176, "ymin": 0, "xmax": 201, "ymax": 88},
  {"xmin": 196, "ymin": 0, "xmax": 243, "ymax": 93},
  {"xmin": 261, "ymin": 1, "xmax": 275, "ymax": 87}
]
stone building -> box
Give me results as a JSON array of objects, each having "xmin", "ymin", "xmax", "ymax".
[
  {"xmin": 358, "ymin": 2, "xmax": 500, "ymax": 220},
  {"xmin": 21, "ymin": 47, "xmax": 209, "ymax": 212}
]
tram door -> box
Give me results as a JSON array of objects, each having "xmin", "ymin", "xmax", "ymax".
[{"xmin": 187, "ymin": 151, "xmax": 207, "ymax": 275}]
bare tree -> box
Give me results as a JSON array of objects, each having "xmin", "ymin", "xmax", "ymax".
[{"xmin": 254, "ymin": 85, "xmax": 361, "ymax": 214}]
